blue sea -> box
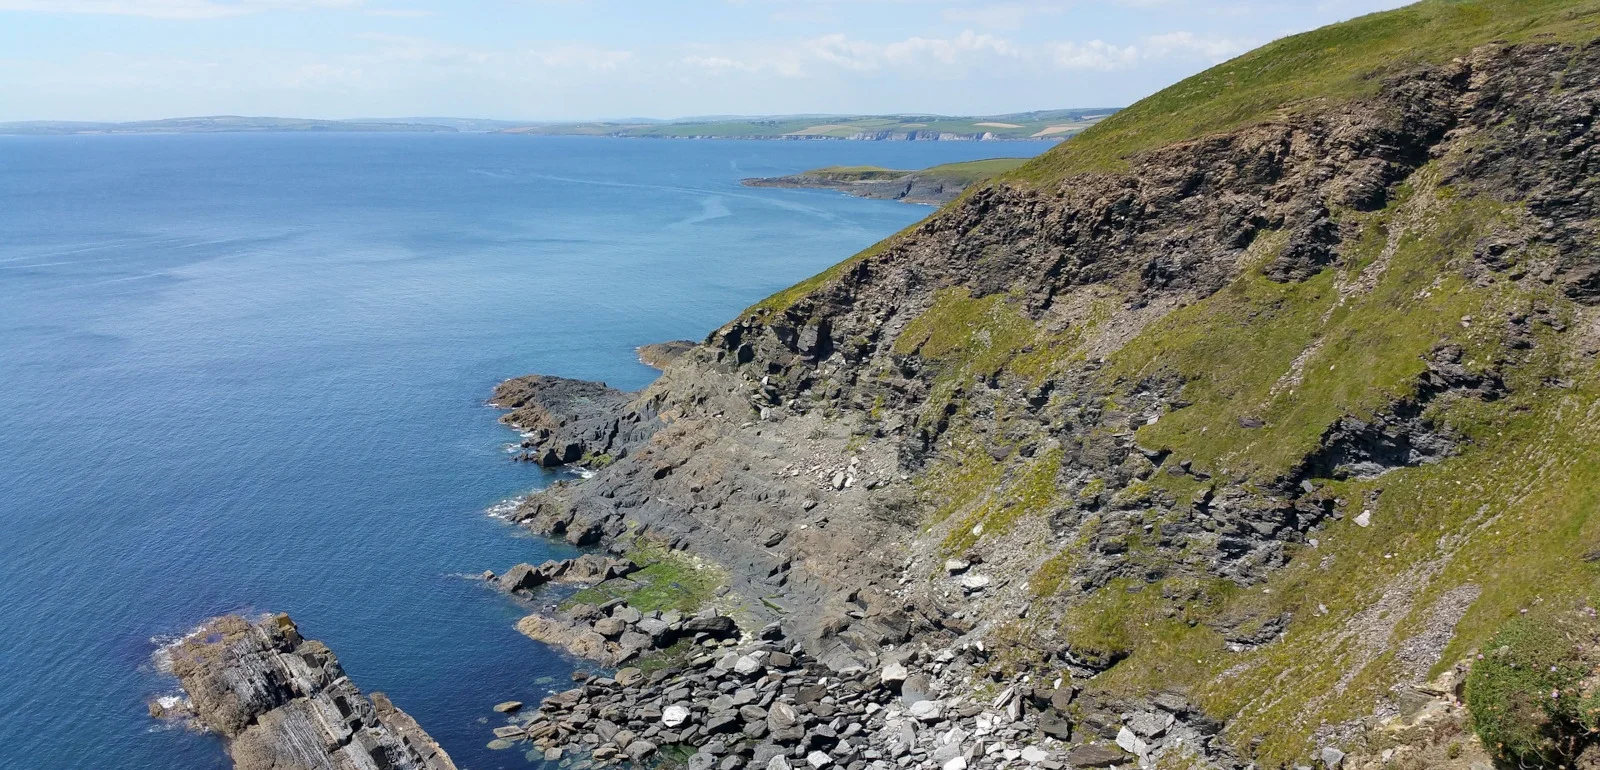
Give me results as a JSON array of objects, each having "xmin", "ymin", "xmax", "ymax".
[{"xmin": 0, "ymin": 133, "xmax": 1039, "ymax": 769}]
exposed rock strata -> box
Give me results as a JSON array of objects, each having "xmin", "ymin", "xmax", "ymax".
[
  {"xmin": 490, "ymin": 553, "xmax": 640, "ymax": 593},
  {"xmin": 638, "ymin": 341, "xmax": 697, "ymax": 370},
  {"xmin": 494, "ymin": 39, "xmax": 1600, "ymax": 768},
  {"xmin": 744, "ymin": 173, "xmax": 979, "ymax": 206},
  {"xmin": 168, "ymin": 613, "xmax": 457, "ymax": 770},
  {"xmin": 493, "ymin": 375, "xmax": 659, "ymax": 469}
]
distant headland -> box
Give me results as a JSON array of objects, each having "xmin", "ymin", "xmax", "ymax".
[
  {"xmin": 743, "ymin": 157, "xmax": 1030, "ymax": 205},
  {"xmin": 0, "ymin": 108, "xmax": 1117, "ymax": 140}
]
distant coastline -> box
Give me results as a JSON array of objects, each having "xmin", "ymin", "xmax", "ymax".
[
  {"xmin": 743, "ymin": 157, "xmax": 1030, "ymax": 205},
  {"xmin": 1, "ymin": 108, "xmax": 1117, "ymax": 140}
]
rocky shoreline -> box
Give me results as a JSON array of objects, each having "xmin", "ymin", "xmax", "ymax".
[
  {"xmin": 742, "ymin": 173, "xmax": 965, "ymax": 206},
  {"xmin": 161, "ymin": 613, "xmax": 457, "ymax": 770},
  {"xmin": 479, "ymin": 375, "xmax": 1254, "ymax": 770},
  {"xmin": 478, "ymin": 596, "xmax": 1205, "ymax": 770}
]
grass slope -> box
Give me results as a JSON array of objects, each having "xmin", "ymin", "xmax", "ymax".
[
  {"xmin": 736, "ymin": 0, "xmax": 1600, "ymax": 765},
  {"xmin": 502, "ymin": 110, "xmax": 1114, "ymax": 141},
  {"xmin": 794, "ymin": 158, "xmax": 1031, "ymax": 185},
  {"xmin": 1010, "ymin": 0, "xmax": 1600, "ymax": 184}
]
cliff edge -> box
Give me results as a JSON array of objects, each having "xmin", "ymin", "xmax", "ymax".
[{"xmin": 496, "ymin": 2, "xmax": 1600, "ymax": 767}]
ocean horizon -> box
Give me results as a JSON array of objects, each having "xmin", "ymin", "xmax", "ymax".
[{"xmin": 0, "ymin": 133, "xmax": 1041, "ymax": 769}]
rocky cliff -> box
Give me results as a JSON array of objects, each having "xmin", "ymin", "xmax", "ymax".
[
  {"xmin": 496, "ymin": 2, "xmax": 1600, "ymax": 767},
  {"xmin": 743, "ymin": 160, "xmax": 1029, "ymax": 206},
  {"xmin": 168, "ymin": 614, "xmax": 457, "ymax": 770}
]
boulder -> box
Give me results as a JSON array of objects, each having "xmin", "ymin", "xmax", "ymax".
[
  {"xmin": 908, "ymin": 700, "xmax": 944, "ymax": 722},
  {"xmin": 663, "ymin": 705, "xmax": 691, "ymax": 728},
  {"xmin": 498, "ymin": 563, "xmax": 547, "ymax": 592},
  {"xmin": 492, "ymin": 701, "xmax": 522, "ymax": 713},
  {"xmin": 706, "ymin": 713, "xmax": 742, "ymax": 734},
  {"xmin": 683, "ymin": 614, "xmax": 738, "ymax": 636},
  {"xmin": 626, "ymin": 741, "xmax": 658, "ymax": 761},
  {"xmin": 593, "ymin": 617, "xmax": 628, "ymax": 638},
  {"xmin": 637, "ymin": 617, "xmax": 674, "ymax": 644},
  {"xmin": 1067, "ymin": 744, "xmax": 1128, "ymax": 768},
  {"xmin": 1116, "ymin": 727, "xmax": 1148, "ymax": 758},
  {"xmin": 880, "ymin": 662, "xmax": 908, "ymax": 688},
  {"xmin": 1321, "ymin": 747, "xmax": 1346, "ymax": 770},
  {"xmin": 1037, "ymin": 710, "xmax": 1072, "ymax": 740},
  {"xmin": 900, "ymin": 674, "xmax": 933, "ymax": 706},
  {"xmin": 1128, "ymin": 710, "xmax": 1173, "ymax": 738}
]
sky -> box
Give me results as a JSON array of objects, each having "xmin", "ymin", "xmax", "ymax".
[{"xmin": 0, "ymin": 0, "xmax": 1418, "ymax": 122}]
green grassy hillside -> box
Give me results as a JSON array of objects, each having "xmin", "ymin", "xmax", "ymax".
[
  {"xmin": 732, "ymin": 0, "xmax": 1600, "ymax": 766},
  {"xmin": 500, "ymin": 110, "xmax": 1114, "ymax": 141},
  {"xmin": 1011, "ymin": 0, "xmax": 1600, "ymax": 183},
  {"xmin": 799, "ymin": 158, "xmax": 1030, "ymax": 185}
]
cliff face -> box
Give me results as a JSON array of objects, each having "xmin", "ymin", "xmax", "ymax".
[
  {"xmin": 170, "ymin": 614, "xmax": 457, "ymax": 770},
  {"xmin": 500, "ymin": 4, "xmax": 1600, "ymax": 767},
  {"xmin": 743, "ymin": 172, "xmax": 968, "ymax": 205}
]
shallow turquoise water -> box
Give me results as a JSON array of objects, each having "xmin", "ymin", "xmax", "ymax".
[{"xmin": 0, "ymin": 133, "xmax": 1039, "ymax": 768}]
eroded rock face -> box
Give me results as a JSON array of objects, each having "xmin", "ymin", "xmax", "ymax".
[
  {"xmin": 743, "ymin": 171, "xmax": 981, "ymax": 206},
  {"xmin": 492, "ymin": 375, "xmax": 661, "ymax": 468},
  {"xmin": 169, "ymin": 613, "xmax": 457, "ymax": 770},
  {"xmin": 491, "ymin": 38, "xmax": 1600, "ymax": 768}
]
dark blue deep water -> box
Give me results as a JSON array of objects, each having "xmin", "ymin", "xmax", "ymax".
[{"xmin": 0, "ymin": 134, "xmax": 1039, "ymax": 769}]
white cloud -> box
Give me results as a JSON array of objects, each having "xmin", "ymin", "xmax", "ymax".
[
  {"xmin": 1144, "ymin": 30, "xmax": 1254, "ymax": 62},
  {"xmin": 678, "ymin": 28, "xmax": 1245, "ymax": 80}
]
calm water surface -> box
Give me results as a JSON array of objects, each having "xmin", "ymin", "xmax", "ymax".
[{"xmin": 0, "ymin": 133, "xmax": 1041, "ymax": 769}]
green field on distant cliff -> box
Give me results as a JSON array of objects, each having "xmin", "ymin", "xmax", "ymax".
[
  {"xmin": 800, "ymin": 158, "xmax": 1030, "ymax": 184},
  {"xmin": 501, "ymin": 110, "xmax": 1113, "ymax": 140}
]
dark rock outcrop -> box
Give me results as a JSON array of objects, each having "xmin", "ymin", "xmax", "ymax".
[
  {"xmin": 490, "ymin": 32, "xmax": 1600, "ymax": 770},
  {"xmin": 744, "ymin": 171, "xmax": 984, "ymax": 206},
  {"xmin": 493, "ymin": 554, "xmax": 639, "ymax": 594},
  {"xmin": 516, "ymin": 603, "xmax": 737, "ymax": 667},
  {"xmin": 168, "ymin": 614, "xmax": 457, "ymax": 770},
  {"xmin": 492, "ymin": 375, "xmax": 661, "ymax": 468},
  {"xmin": 637, "ymin": 340, "xmax": 697, "ymax": 370}
]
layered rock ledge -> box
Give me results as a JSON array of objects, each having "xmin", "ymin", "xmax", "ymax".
[{"xmin": 167, "ymin": 613, "xmax": 457, "ymax": 770}]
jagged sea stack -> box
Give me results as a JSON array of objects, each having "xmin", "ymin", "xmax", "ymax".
[{"xmin": 169, "ymin": 614, "xmax": 457, "ymax": 770}]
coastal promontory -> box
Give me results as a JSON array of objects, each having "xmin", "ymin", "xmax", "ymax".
[
  {"xmin": 742, "ymin": 158, "xmax": 1028, "ymax": 205},
  {"xmin": 166, "ymin": 613, "xmax": 457, "ymax": 770}
]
